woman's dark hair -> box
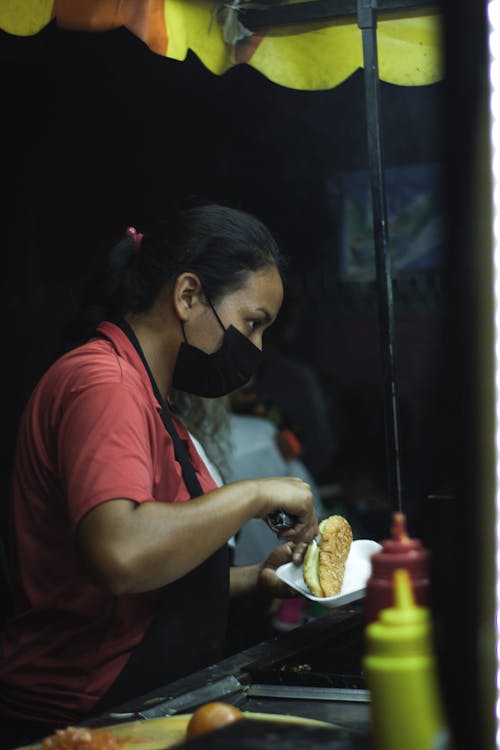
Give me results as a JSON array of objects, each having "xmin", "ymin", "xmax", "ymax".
[{"xmin": 63, "ymin": 203, "xmax": 285, "ymax": 349}]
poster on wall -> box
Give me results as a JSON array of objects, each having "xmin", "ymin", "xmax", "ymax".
[{"xmin": 328, "ymin": 162, "xmax": 444, "ymax": 281}]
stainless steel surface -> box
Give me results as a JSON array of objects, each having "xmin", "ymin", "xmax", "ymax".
[
  {"xmin": 138, "ymin": 675, "xmax": 245, "ymax": 719},
  {"xmin": 246, "ymin": 684, "xmax": 371, "ymax": 703}
]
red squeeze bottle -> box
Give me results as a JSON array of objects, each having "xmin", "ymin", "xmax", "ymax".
[{"xmin": 364, "ymin": 511, "xmax": 430, "ymax": 624}]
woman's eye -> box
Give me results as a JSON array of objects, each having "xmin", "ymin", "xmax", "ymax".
[{"xmin": 248, "ymin": 320, "xmax": 259, "ymax": 331}]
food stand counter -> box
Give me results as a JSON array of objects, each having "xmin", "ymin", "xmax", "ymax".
[{"xmin": 83, "ymin": 602, "xmax": 373, "ymax": 749}]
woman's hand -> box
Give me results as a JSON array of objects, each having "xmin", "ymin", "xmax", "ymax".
[
  {"xmin": 229, "ymin": 541, "xmax": 309, "ymax": 600},
  {"xmin": 257, "ymin": 541, "xmax": 309, "ymax": 599},
  {"xmin": 253, "ymin": 476, "xmax": 318, "ymax": 545}
]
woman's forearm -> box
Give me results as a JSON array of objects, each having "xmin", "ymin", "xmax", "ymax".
[
  {"xmin": 77, "ymin": 480, "xmax": 260, "ymax": 594},
  {"xmin": 230, "ymin": 564, "xmax": 260, "ymax": 598},
  {"xmin": 77, "ymin": 475, "xmax": 315, "ymax": 596}
]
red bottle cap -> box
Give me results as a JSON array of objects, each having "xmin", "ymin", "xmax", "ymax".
[{"xmin": 370, "ymin": 512, "xmax": 430, "ymax": 577}]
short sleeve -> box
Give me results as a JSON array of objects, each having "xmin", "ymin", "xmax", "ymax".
[{"xmin": 57, "ymin": 382, "xmax": 157, "ymax": 527}]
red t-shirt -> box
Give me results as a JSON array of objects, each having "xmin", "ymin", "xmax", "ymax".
[{"xmin": 0, "ymin": 322, "xmax": 218, "ymax": 725}]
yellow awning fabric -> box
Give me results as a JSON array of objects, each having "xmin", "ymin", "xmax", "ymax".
[{"xmin": 0, "ymin": 0, "xmax": 443, "ymax": 90}]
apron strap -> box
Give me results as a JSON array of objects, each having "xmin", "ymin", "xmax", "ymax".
[{"xmin": 115, "ymin": 319, "xmax": 203, "ymax": 499}]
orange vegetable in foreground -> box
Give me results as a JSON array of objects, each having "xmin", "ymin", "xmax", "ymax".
[
  {"xmin": 42, "ymin": 727, "xmax": 124, "ymax": 750},
  {"xmin": 186, "ymin": 701, "xmax": 244, "ymax": 739}
]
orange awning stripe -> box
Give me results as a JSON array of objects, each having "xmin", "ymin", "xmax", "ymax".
[
  {"xmin": 0, "ymin": 1, "xmax": 443, "ymax": 91},
  {"xmin": 51, "ymin": 0, "xmax": 168, "ymax": 55}
]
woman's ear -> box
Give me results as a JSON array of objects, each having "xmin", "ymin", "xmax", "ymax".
[{"xmin": 173, "ymin": 272, "xmax": 204, "ymax": 321}]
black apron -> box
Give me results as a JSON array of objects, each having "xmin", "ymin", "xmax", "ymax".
[{"xmin": 91, "ymin": 320, "xmax": 230, "ymax": 713}]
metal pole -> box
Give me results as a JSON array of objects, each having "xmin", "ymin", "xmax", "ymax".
[{"xmin": 357, "ymin": 0, "xmax": 403, "ymax": 511}]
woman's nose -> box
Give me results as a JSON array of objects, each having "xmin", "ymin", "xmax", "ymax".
[{"xmin": 252, "ymin": 332, "xmax": 264, "ymax": 351}]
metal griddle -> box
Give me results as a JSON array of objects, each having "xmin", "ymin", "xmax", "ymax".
[
  {"xmin": 246, "ymin": 613, "xmax": 365, "ymax": 684},
  {"xmin": 86, "ymin": 603, "xmax": 371, "ymax": 740}
]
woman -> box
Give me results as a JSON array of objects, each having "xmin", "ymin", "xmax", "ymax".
[{"xmin": 0, "ymin": 203, "xmax": 317, "ymax": 744}]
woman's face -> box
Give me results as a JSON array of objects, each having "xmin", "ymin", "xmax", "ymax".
[{"xmin": 188, "ymin": 265, "xmax": 284, "ymax": 354}]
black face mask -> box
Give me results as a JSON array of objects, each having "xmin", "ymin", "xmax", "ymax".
[{"xmin": 171, "ymin": 297, "xmax": 263, "ymax": 398}]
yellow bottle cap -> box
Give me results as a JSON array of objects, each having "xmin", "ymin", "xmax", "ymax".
[{"xmin": 365, "ymin": 568, "xmax": 433, "ymax": 657}]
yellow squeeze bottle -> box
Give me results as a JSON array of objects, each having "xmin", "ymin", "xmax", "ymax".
[{"xmin": 363, "ymin": 568, "xmax": 448, "ymax": 750}]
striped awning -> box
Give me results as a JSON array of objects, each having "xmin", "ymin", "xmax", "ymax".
[{"xmin": 0, "ymin": 0, "xmax": 443, "ymax": 90}]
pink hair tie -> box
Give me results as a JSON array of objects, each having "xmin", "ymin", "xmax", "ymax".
[{"xmin": 125, "ymin": 226, "xmax": 144, "ymax": 251}]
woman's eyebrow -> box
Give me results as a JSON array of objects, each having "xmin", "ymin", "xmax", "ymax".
[{"xmin": 256, "ymin": 307, "xmax": 273, "ymax": 324}]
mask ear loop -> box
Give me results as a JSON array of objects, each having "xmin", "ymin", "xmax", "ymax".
[
  {"xmin": 179, "ymin": 287, "xmax": 226, "ymax": 345},
  {"xmin": 180, "ymin": 320, "xmax": 189, "ymax": 344},
  {"xmin": 203, "ymin": 290, "xmax": 226, "ymax": 332}
]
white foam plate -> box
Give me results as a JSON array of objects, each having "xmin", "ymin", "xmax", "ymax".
[{"xmin": 276, "ymin": 539, "xmax": 383, "ymax": 608}]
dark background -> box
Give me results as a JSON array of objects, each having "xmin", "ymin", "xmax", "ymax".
[{"xmin": 0, "ymin": 20, "xmax": 446, "ymax": 535}]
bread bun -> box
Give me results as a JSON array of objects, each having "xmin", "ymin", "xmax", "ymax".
[{"xmin": 303, "ymin": 515, "xmax": 353, "ymax": 597}]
